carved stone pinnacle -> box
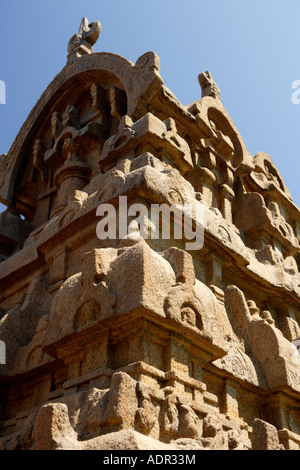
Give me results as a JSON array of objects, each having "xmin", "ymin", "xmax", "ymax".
[
  {"xmin": 198, "ymin": 70, "xmax": 221, "ymax": 100},
  {"xmin": 67, "ymin": 17, "xmax": 101, "ymax": 64}
]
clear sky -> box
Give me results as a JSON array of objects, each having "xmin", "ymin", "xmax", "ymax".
[{"xmin": 0, "ymin": 0, "xmax": 300, "ymax": 212}]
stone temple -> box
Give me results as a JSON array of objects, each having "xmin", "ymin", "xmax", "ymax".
[{"xmin": 0, "ymin": 18, "xmax": 299, "ymax": 451}]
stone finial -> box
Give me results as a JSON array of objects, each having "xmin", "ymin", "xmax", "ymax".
[
  {"xmin": 67, "ymin": 17, "xmax": 101, "ymax": 63},
  {"xmin": 198, "ymin": 70, "xmax": 221, "ymax": 100}
]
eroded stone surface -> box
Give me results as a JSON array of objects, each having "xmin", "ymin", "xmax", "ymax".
[{"xmin": 0, "ymin": 18, "xmax": 299, "ymax": 451}]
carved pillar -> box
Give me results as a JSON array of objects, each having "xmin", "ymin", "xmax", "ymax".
[
  {"xmin": 198, "ymin": 167, "xmax": 216, "ymax": 207},
  {"xmin": 191, "ymin": 358, "xmax": 206, "ymax": 403},
  {"xmin": 47, "ymin": 247, "xmax": 68, "ymax": 289},
  {"xmin": 220, "ymin": 378, "xmax": 240, "ymax": 419},
  {"xmin": 205, "ymin": 251, "xmax": 230, "ymax": 289},
  {"xmin": 218, "ymin": 184, "xmax": 235, "ymax": 223},
  {"xmin": 44, "ymin": 103, "xmax": 103, "ymax": 217},
  {"xmin": 166, "ymin": 336, "xmax": 189, "ymax": 393},
  {"xmin": 52, "ymin": 140, "xmax": 91, "ymax": 217},
  {"xmin": 193, "ymin": 148, "xmax": 216, "ymax": 208}
]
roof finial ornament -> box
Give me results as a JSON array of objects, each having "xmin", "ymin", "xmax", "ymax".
[
  {"xmin": 67, "ymin": 17, "xmax": 101, "ymax": 64},
  {"xmin": 198, "ymin": 71, "xmax": 221, "ymax": 101}
]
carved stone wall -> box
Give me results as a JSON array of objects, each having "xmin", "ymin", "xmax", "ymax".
[{"xmin": 0, "ymin": 18, "xmax": 299, "ymax": 451}]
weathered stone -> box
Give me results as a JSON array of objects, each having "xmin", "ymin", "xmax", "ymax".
[
  {"xmin": 32, "ymin": 403, "xmax": 78, "ymax": 450},
  {"xmin": 67, "ymin": 17, "xmax": 101, "ymax": 64},
  {"xmin": 0, "ymin": 17, "xmax": 299, "ymax": 451},
  {"xmin": 251, "ymin": 418, "xmax": 283, "ymax": 450}
]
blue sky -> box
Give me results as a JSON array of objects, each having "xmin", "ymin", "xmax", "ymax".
[{"xmin": 0, "ymin": 0, "xmax": 300, "ymax": 211}]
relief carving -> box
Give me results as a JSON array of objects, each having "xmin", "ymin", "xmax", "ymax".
[
  {"xmin": 225, "ymin": 285, "xmax": 300, "ymax": 391},
  {"xmin": 0, "ymin": 19, "xmax": 299, "ymax": 452}
]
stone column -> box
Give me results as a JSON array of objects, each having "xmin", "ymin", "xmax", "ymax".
[{"xmin": 51, "ymin": 140, "xmax": 91, "ymax": 217}]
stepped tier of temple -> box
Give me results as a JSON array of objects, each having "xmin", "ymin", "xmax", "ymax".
[{"xmin": 0, "ymin": 18, "xmax": 299, "ymax": 450}]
